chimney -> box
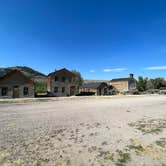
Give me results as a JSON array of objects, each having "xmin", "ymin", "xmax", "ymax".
[{"xmin": 129, "ymin": 73, "xmax": 134, "ymax": 79}]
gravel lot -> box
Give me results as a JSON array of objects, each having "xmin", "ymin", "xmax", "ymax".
[{"xmin": 0, "ymin": 95, "xmax": 166, "ymax": 166}]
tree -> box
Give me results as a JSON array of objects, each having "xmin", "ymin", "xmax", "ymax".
[
  {"xmin": 72, "ymin": 70, "xmax": 83, "ymax": 87},
  {"xmin": 136, "ymin": 76, "xmax": 148, "ymax": 92},
  {"xmin": 152, "ymin": 78, "xmax": 166, "ymax": 89},
  {"xmin": 146, "ymin": 79, "xmax": 154, "ymax": 90},
  {"xmin": 34, "ymin": 81, "xmax": 47, "ymax": 94},
  {"xmin": 137, "ymin": 77, "xmax": 166, "ymax": 91}
]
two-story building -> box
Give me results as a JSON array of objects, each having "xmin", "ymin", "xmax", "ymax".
[{"xmin": 47, "ymin": 68, "xmax": 77, "ymax": 97}]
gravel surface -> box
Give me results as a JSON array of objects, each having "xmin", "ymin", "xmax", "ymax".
[{"xmin": 0, "ymin": 95, "xmax": 166, "ymax": 166}]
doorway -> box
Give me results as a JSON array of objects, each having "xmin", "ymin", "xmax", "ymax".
[
  {"xmin": 70, "ymin": 86, "xmax": 75, "ymax": 96},
  {"xmin": 98, "ymin": 88, "xmax": 102, "ymax": 95},
  {"xmin": 13, "ymin": 86, "xmax": 19, "ymax": 98}
]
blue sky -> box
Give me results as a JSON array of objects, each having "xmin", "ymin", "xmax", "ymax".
[{"xmin": 0, "ymin": 0, "xmax": 166, "ymax": 79}]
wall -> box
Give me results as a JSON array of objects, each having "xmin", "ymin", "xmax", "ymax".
[
  {"xmin": 79, "ymin": 88, "xmax": 98, "ymax": 95},
  {"xmin": 111, "ymin": 81, "xmax": 129, "ymax": 92},
  {"xmin": 0, "ymin": 84, "xmax": 34, "ymax": 99}
]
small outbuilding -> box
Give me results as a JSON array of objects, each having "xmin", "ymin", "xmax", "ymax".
[
  {"xmin": 0, "ymin": 70, "xmax": 35, "ymax": 99},
  {"xmin": 79, "ymin": 82, "xmax": 108, "ymax": 96}
]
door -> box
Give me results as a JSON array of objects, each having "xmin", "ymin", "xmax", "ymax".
[
  {"xmin": 70, "ymin": 86, "xmax": 75, "ymax": 96},
  {"xmin": 98, "ymin": 88, "xmax": 102, "ymax": 95},
  {"xmin": 13, "ymin": 86, "xmax": 19, "ymax": 98}
]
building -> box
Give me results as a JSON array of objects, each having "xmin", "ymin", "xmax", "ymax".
[
  {"xmin": 79, "ymin": 82, "xmax": 108, "ymax": 96},
  {"xmin": 110, "ymin": 74, "xmax": 137, "ymax": 93},
  {"xmin": 0, "ymin": 70, "xmax": 35, "ymax": 98},
  {"xmin": 47, "ymin": 68, "xmax": 77, "ymax": 97}
]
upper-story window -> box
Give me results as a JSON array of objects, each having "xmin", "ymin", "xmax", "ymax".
[
  {"xmin": 23, "ymin": 87, "xmax": 29, "ymax": 96},
  {"xmin": 61, "ymin": 77, "xmax": 66, "ymax": 82},
  {"xmin": 54, "ymin": 87, "xmax": 58, "ymax": 93},
  {"xmin": 68, "ymin": 77, "xmax": 72, "ymax": 83},
  {"xmin": 55, "ymin": 76, "xmax": 58, "ymax": 82},
  {"xmin": 1, "ymin": 87, "xmax": 8, "ymax": 96}
]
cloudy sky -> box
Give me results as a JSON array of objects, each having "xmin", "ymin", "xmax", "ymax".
[{"xmin": 0, "ymin": 0, "xmax": 166, "ymax": 79}]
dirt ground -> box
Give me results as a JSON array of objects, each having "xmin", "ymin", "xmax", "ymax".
[{"xmin": 0, "ymin": 95, "xmax": 166, "ymax": 166}]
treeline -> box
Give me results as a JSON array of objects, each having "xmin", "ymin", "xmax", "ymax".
[{"xmin": 137, "ymin": 77, "xmax": 166, "ymax": 92}]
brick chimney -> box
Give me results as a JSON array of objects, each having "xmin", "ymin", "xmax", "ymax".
[{"xmin": 129, "ymin": 73, "xmax": 134, "ymax": 79}]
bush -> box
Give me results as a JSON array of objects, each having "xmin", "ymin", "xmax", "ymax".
[{"xmin": 34, "ymin": 81, "xmax": 47, "ymax": 94}]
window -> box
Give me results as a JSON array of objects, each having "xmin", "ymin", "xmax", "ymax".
[
  {"xmin": 1, "ymin": 87, "xmax": 8, "ymax": 96},
  {"xmin": 62, "ymin": 87, "xmax": 65, "ymax": 93},
  {"xmin": 55, "ymin": 76, "xmax": 58, "ymax": 82},
  {"xmin": 23, "ymin": 87, "xmax": 29, "ymax": 96},
  {"xmin": 62, "ymin": 77, "xmax": 66, "ymax": 82},
  {"xmin": 54, "ymin": 87, "xmax": 58, "ymax": 93},
  {"xmin": 68, "ymin": 78, "xmax": 72, "ymax": 83}
]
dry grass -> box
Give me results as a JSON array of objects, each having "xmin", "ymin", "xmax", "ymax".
[{"xmin": 128, "ymin": 119, "xmax": 166, "ymax": 134}]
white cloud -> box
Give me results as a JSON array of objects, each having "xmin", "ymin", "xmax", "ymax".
[
  {"xmin": 90, "ymin": 70, "xmax": 95, "ymax": 73},
  {"xmin": 144, "ymin": 66, "xmax": 166, "ymax": 70},
  {"xmin": 103, "ymin": 68, "xmax": 127, "ymax": 72}
]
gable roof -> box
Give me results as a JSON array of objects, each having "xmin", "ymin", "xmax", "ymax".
[
  {"xmin": 0, "ymin": 69, "xmax": 34, "ymax": 84},
  {"xmin": 48, "ymin": 68, "xmax": 75, "ymax": 77},
  {"xmin": 81, "ymin": 82, "xmax": 107, "ymax": 89}
]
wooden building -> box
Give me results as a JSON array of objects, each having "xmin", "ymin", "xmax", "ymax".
[
  {"xmin": 0, "ymin": 70, "xmax": 35, "ymax": 98},
  {"xmin": 47, "ymin": 68, "xmax": 77, "ymax": 97},
  {"xmin": 79, "ymin": 82, "xmax": 108, "ymax": 96},
  {"xmin": 110, "ymin": 74, "xmax": 136, "ymax": 93}
]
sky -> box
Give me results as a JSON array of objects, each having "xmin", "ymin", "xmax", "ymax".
[{"xmin": 0, "ymin": 0, "xmax": 166, "ymax": 79}]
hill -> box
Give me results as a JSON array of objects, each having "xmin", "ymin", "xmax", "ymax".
[{"xmin": 0, "ymin": 66, "xmax": 47, "ymax": 82}]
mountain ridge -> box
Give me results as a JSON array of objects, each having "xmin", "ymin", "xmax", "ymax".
[{"xmin": 0, "ymin": 66, "xmax": 46, "ymax": 81}]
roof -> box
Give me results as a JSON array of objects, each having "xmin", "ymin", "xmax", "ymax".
[
  {"xmin": 111, "ymin": 78, "xmax": 131, "ymax": 82},
  {"xmin": 84, "ymin": 79, "xmax": 110, "ymax": 84},
  {"xmin": 0, "ymin": 69, "xmax": 34, "ymax": 84},
  {"xmin": 111, "ymin": 78, "xmax": 135, "ymax": 82},
  {"xmin": 81, "ymin": 82, "xmax": 107, "ymax": 89},
  {"xmin": 0, "ymin": 68, "xmax": 11, "ymax": 77},
  {"xmin": 48, "ymin": 68, "xmax": 75, "ymax": 77}
]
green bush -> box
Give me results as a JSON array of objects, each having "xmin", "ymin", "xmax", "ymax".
[{"xmin": 34, "ymin": 81, "xmax": 47, "ymax": 94}]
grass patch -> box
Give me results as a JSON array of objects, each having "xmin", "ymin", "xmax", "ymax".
[
  {"xmin": 128, "ymin": 119, "xmax": 166, "ymax": 134},
  {"xmin": 127, "ymin": 144, "xmax": 145, "ymax": 155},
  {"xmin": 115, "ymin": 150, "xmax": 131, "ymax": 166},
  {"xmin": 155, "ymin": 138, "xmax": 166, "ymax": 148}
]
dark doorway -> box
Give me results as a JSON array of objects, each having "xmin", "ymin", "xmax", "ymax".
[
  {"xmin": 70, "ymin": 86, "xmax": 75, "ymax": 96},
  {"xmin": 13, "ymin": 86, "xmax": 19, "ymax": 98},
  {"xmin": 98, "ymin": 88, "xmax": 102, "ymax": 95}
]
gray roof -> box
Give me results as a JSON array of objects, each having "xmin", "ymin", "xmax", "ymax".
[
  {"xmin": 111, "ymin": 77, "xmax": 137, "ymax": 82},
  {"xmin": 84, "ymin": 79, "xmax": 110, "ymax": 84},
  {"xmin": 81, "ymin": 82, "xmax": 106, "ymax": 89},
  {"xmin": 111, "ymin": 78, "xmax": 131, "ymax": 82}
]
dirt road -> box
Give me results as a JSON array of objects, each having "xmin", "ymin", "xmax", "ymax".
[{"xmin": 0, "ymin": 95, "xmax": 166, "ymax": 166}]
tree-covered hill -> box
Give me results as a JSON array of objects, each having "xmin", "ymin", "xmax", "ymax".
[{"xmin": 0, "ymin": 66, "xmax": 46, "ymax": 81}]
